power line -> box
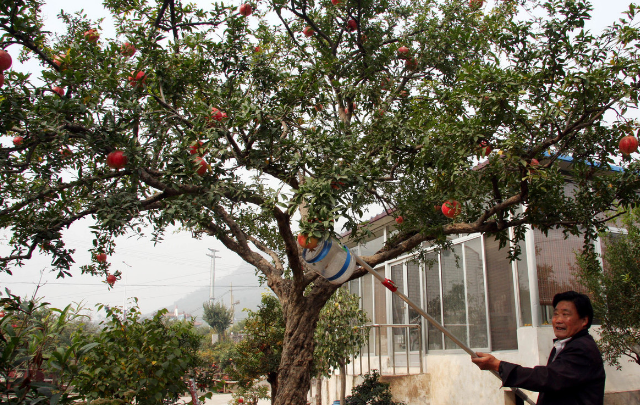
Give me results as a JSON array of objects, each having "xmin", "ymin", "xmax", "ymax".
[{"xmin": 3, "ymin": 281, "xmax": 264, "ymax": 288}]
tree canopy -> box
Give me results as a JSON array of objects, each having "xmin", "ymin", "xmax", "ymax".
[
  {"xmin": 577, "ymin": 210, "xmax": 640, "ymax": 368},
  {"xmin": 2, "ymin": 0, "xmax": 640, "ymax": 402},
  {"xmin": 203, "ymin": 300, "xmax": 234, "ymax": 336}
]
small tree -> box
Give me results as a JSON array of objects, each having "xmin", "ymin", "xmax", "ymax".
[
  {"xmin": 203, "ymin": 301, "xmax": 234, "ymax": 339},
  {"xmin": 314, "ymin": 288, "xmax": 370, "ymax": 405},
  {"xmin": 232, "ymin": 294, "xmax": 285, "ymax": 404},
  {"xmin": 577, "ymin": 210, "xmax": 640, "ymax": 368},
  {"xmin": 74, "ymin": 305, "xmax": 204, "ymax": 405},
  {"xmin": 0, "ymin": 290, "xmax": 97, "ymax": 405}
]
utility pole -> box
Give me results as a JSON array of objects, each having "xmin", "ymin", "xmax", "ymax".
[
  {"xmin": 230, "ymin": 283, "xmax": 240, "ymax": 325},
  {"xmin": 122, "ymin": 261, "xmax": 132, "ymax": 316},
  {"xmin": 206, "ymin": 248, "xmax": 221, "ymax": 302}
]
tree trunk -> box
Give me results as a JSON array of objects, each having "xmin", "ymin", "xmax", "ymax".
[
  {"xmin": 273, "ymin": 294, "xmax": 325, "ymax": 405},
  {"xmin": 315, "ymin": 377, "xmax": 322, "ymax": 405},
  {"xmin": 339, "ymin": 361, "xmax": 346, "ymax": 405},
  {"xmin": 267, "ymin": 372, "xmax": 278, "ymax": 405}
]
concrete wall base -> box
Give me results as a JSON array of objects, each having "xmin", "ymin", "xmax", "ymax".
[{"xmin": 604, "ymin": 390, "xmax": 640, "ymax": 405}]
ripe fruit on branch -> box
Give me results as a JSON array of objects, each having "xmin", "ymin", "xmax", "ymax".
[
  {"xmin": 441, "ymin": 200, "xmax": 461, "ymax": 219},
  {"xmin": 13, "ymin": 136, "xmax": 23, "ymax": 146},
  {"xmin": 397, "ymin": 46, "xmax": 410, "ymax": 59},
  {"xmin": 254, "ymin": 46, "xmax": 262, "ymax": 53},
  {"xmin": 128, "ymin": 71, "xmax": 147, "ymax": 88},
  {"xmin": 96, "ymin": 253, "xmax": 107, "ymax": 263},
  {"xmin": 331, "ymin": 0, "xmax": 341, "ymax": 4},
  {"xmin": 405, "ymin": 57, "xmax": 418, "ymax": 71},
  {"xmin": 239, "ymin": 3, "xmax": 252, "ymax": 16},
  {"xmin": 84, "ymin": 29, "xmax": 100, "ymax": 43},
  {"xmin": 121, "ymin": 42, "xmax": 136, "ymax": 57},
  {"xmin": 210, "ymin": 107, "xmax": 227, "ymax": 122},
  {"xmin": 189, "ymin": 140, "xmax": 205, "ymax": 155},
  {"xmin": 0, "ymin": 50, "xmax": 12, "ymax": 71},
  {"xmin": 106, "ymin": 274, "xmax": 117, "ymax": 285},
  {"xmin": 469, "ymin": 0, "xmax": 483, "ymax": 9},
  {"xmin": 347, "ymin": 19, "xmax": 358, "ymax": 32},
  {"xmin": 395, "ymin": 216, "xmax": 404, "ymax": 224},
  {"xmin": 194, "ymin": 157, "xmax": 209, "ymax": 175},
  {"xmin": 619, "ymin": 135, "xmax": 638, "ymax": 155},
  {"xmin": 479, "ymin": 140, "xmax": 492, "ymax": 156},
  {"xmin": 106, "ymin": 150, "xmax": 128, "ymax": 170},
  {"xmin": 297, "ymin": 233, "xmax": 319, "ymax": 250},
  {"xmin": 303, "ymin": 26, "xmax": 315, "ymax": 37},
  {"xmin": 52, "ymin": 86, "xmax": 64, "ymax": 96}
]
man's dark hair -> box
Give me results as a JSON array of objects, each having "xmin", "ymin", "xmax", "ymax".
[{"xmin": 552, "ymin": 290, "xmax": 594, "ymax": 329}]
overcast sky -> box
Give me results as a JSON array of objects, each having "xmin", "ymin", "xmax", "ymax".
[{"xmin": 0, "ymin": 0, "xmax": 633, "ymax": 318}]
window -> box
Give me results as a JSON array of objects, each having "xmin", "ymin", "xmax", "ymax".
[
  {"xmin": 425, "ymin": 252, "xmax": 443, "ymax": 350},
  {"xmin": 484, "ymin": 235, "xmax": 518, "ymax": 350},
  {"xmin": 422, "ymin": 237, "xmax": 489, "ymax": 351},
  {"xmin": 534, "ymin": 228, "xmax": 587, "ymax": 305}
]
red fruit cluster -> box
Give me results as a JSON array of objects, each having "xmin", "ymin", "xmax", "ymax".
[
  {"xmin": 128, "ymin": 71, "xmax": 147, "ymax": 88},
  {"xmin": 107, "ymin": 274, "xmax": 117, "ymax": 285},
  {"xmin": 239, "ymin": 3, "xmax": 252, "ymax": 16},
  {"xmin": 397, "ymin": 46, "xmax": 410, "ymax": 58},
  {"xmin": 106, "ymin": 150, "xmax": 128, "ymax": 170},
  {"xmin": 96, "ymin": 253, "xmax": 107, "ymax": 263},
  {"xmin": 395, "ymin": 216, "xmax": 404, "ymax": 224},
  {"xmin": 442, "ymin": 200, "xmax": 461, "ymax": 219},
  {"xmin": 84, "ymin": 29, "xmax": 100, "ymax": 43},
  {"xmin": 619, "ymin": 135, "xmax": 638, "ymax": 155},
  {"xmin": 13, "ymin": 136, "xmax": 23, "ymax": 146},
  {"xmin": 121, "ymin": 42, "xmax": 136, "ymax": 58},
  {"xmin": 0, "ymin": 50, "xmax": 12, "ymax": 88}
]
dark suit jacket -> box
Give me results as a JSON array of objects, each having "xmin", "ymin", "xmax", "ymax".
[{"xmin": 499, "ymin": 329, "xmax": 605, "ymax": 405}]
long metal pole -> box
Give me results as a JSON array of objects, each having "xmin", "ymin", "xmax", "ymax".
[{"xmin": 353, "ymin": 255, "xmax": 536, "ymax": 405}]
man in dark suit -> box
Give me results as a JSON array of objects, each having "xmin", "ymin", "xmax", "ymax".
[{"xmin": 471, "ymin": 291, "xmax": 605, "ymax": 405}]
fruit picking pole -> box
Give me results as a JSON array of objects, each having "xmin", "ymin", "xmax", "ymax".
[{"xmin": 352, "ymin": 255, "xmax": 536, "ymax": 405}]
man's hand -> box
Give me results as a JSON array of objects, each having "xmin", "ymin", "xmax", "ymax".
[{"xmin": 471, "ymin": 352, "xmax": 501, "ymax": 372}]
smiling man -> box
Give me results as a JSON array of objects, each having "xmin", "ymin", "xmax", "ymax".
[{"xmin": 472, "ymin": 291, "xmax": 606, "ymax": 405}]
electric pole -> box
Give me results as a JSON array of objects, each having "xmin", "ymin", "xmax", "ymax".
[{"xmin": 206, "ymin": 248, "xmax": 221, "ymax": 302}]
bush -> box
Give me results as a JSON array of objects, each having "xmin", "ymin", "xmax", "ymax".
[{"xmin": 345, "ymin": 371, "xmax": 405, "ymax": 405}]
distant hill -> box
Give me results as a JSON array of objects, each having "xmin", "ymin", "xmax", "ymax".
[{"xmin": 161, "ymin": 262, "xmax": 272, "ymax": 323}]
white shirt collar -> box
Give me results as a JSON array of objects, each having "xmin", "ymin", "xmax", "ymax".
[{"xmin": 552, "ymin": 337, "xmax": 572, "ymax": 361}]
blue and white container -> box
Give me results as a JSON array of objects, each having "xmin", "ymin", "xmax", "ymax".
[{"xmin": 302, "ymin": 238, "xmax": 355, "ymax": 285}]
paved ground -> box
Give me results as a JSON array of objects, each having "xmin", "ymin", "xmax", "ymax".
[{"xmin": 179, "ymin": 393, "xmax": 271, "ymax": 405}]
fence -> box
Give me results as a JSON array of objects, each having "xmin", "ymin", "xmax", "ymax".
[{"xmin": 350, "ymin": 323, "xmax": 423, "ymax": 376}]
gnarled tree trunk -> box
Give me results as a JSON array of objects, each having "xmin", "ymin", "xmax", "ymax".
[{"xmin": 273, "ymin": 287, "xmax": 332, "ymax": 405}]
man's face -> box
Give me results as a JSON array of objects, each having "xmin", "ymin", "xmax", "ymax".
[{"xmin": 552, "ymin": 300, "xmax": 588, "ymax": 339}]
